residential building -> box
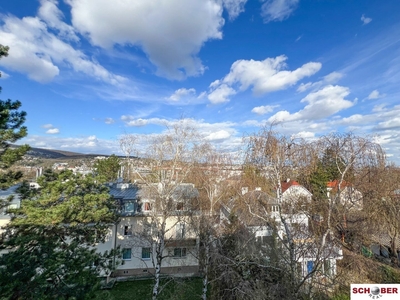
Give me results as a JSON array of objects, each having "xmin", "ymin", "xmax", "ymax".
[
  {"xmin": 96, "ymin": 182, "xmax": 200, "ymax": 278},
  {"xmin": 327, "ymin": 180, "xmax": 363, "ymax": 210},
  {"xmin": 220, "ymin": 186, "xmax": 343, "ymax": 280}
]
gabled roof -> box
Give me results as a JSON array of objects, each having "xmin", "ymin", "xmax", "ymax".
[
  {"xmin": 326, "ymin": 180, "xmax": 352, "ymax": 189},
  {"xmin": 281, "ymin": 180, "xmax": 301, "ymax": 193}
]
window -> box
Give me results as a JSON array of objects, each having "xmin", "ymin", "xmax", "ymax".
[
  {"xmin": 143, "ymin": 202, "xmax": 152, "ymax": 211},
  {"xmin": 176, "ymin": 202, "xmax": 184, "ymax": 211},
  {"xmin": 272, "ymin": 205, "xmax": 279, "ymax": 212},
  {"xmin": 257, "ymin": 235, "xmax": 269, "ymax": 245},
  {"xmin": 307, "ymin": 261, "xmax": 314, "ymax": 274},
  {"xmin": 124, "ymin": 225, "xmax": 133, "ymax": 236},
  {"xmin": 142, "ymin": 247, "xmax": 151, "ymax": 260},
  {"xmin": 124, "ymin": 202, "xmax": 135, "ymax": 213},
  {"xmin": 323, "ymin": 260, "xmax": 331, "ymax": 276},
  {"xmin": 176, "ymin": 223, "xmax": 185, "ymax": 239},
  {"xmin": 173, "ymin": 247, "xmax": 187, "ymax": 258},
  {"xmin": 122, "ymin": 248, "xmax": 132, "ymax": 260}
]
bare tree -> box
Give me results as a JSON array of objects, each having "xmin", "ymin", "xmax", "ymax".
[
  {"xmin": 187, "ymin": 146, "xmax": 237, "ymax": 300},
  {"xmin": 366, "ymin": 164, "xmax": 400, "ymax": 257},
  {"xmin": 119, "ymin": 133, "xmax": 138, "ymax": 181},
  {"xmin": 241, "ymin": 128, "xmax": 384, "ymax": 298},
  {"xmin": 121, "ymin": 120, "xmax": 207, "ymax": 300}
]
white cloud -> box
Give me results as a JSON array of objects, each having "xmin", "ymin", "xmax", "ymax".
[
  {"xmin": 251, "ymin": 105, "xmax": 278, "ymax": 115},
  {"xmin": 205, "ymin": 129, "xmax": 231, "ymax": 141},
  {"xmin": 0, "ymin": 70, "xmax": 10, "ymax": 79},
  {"xmin": 361, "ymin": 14, "xmax": 372, "ymax": 25},
  {"xmin": 323, "ymin": 72, "xmax": 343, "ymax": 84},
  {"xmin": 23, "ymin": 134, "xmax": 115, "ymax": 153},
  {"xmin": 221, "ymin": 0, "xmax": 248, "ymax": 20},
  {"xmin": 367, "ymin": 89, "xmax": 385, "ymax": 100},
  {"xmin": 46, "ymin": 128, "xmax": 60, "ymax": 134},
  {"xmin": 225, "ymin": 55, "xmax": 321, "ymax": 95},
  {"xmin": 105, "ymin": 118, "xmax": 115, "ymax": 124},
  {"xmin": 291, "ymin": 131, "xmax": 315, "ymax": 139},
  {"xmin": 268, "ymin": 85, "xmax": 354, "ymax": 122},
  {"xmin": 297, "ymin": 71, "xmax": 343, "ymax": 92},
  {"xmin": 0, "ymin": 4, "xmax": 126, "ymax": 84},
  {"xmin": 168, "ymin": 88, "xmax": 196, "ymax": 101},
  {"xmin": 375, "ymin": 118, "xmax": 400, "ymax": 130},
  {"xmin": 66, "ymin": 0, "xmax": 233, "ymax": 80},
  {"xmin": 208, "ymin": 84, "xmax": 237, "ymax": 104},
  {"xmin": 121, "ymin": 116, "xmax": 149, "ymax": 127},
  {"xmin": 42, "ymin": 124, "xmax": 54, "ymax": 129},
  {"xmin": 261, "ymin": 0, "xmax": 299, "ymax": 23},
  {"xmin": 207, "ymin": 55, "xmax": 321, "ymax": 103},
  {"xmin": 38, "ymin": 0, "xmax": 79, "ymax": 42}
]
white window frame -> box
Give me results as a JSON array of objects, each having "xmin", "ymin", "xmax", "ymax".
[
  {"xmin": 122, "ymin": 248, "xmax": 132, "ymax": 260},
  {"xmin": 173, "ymin": 247, "xmax": 187, "ymax": 258},
  {"xmin": 141, "ymin": 247, "xmax": 151, "ymax": 260}
]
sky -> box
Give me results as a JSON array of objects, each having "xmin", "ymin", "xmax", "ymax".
[{"xmin": 0, "ymin": 0, "xmax": 399, "ymax": 163}]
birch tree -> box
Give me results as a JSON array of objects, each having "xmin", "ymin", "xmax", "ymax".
[
  {"xmin": 120, "ymin": 120, "xmax": 206, "ymax": 300},
  {"xmin": 243, "ymin": 127, "xmax": 347, "ymax": 298}
]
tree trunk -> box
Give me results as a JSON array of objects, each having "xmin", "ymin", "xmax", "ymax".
[
  {"xmin": 202, "ymin": 239, "xmax": 210, "ymax": 300},
  {"xmin": 390, "ymin": 230, "xmax": 398, "ymax": 258}
]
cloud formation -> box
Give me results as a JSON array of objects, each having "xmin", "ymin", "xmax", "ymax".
[
  {"xmin": 104, "ymin": 118, "xmax": 115, "ymax": 124},
  {"xmin": 367, "ymin": 89, "xmax": 385, "ymax": 100},
  {"xmin": 268, "ymin": 85, "xmax": 354, "ymax": 122},
  {"xmin": 251, "ymin": 105, "xmax": 278, "ymax": 115},
  {"xmin": 42, "ymin": 123, "xmax": 60, "ymax": 134},
  {"xmin": 297, "ymin": 71, "xmax": 343, "ymax": 92},
  {"xmin": 208, "ymin": 55, "xmax": 321, "ymax": 103},
  {"xmin": 0, "ymin": 2, "xmax": 126, "ymax": 84},
  {"xmin": 168, "ymin": 88, "xmax": 196, "ymax": 101},
  {"xmin": 261, "ymin": 0, "xmax": 299, "ymax": 23},
  {"xmin": 361, "ymin": 14, "xmax": 372, "ymax": 25},
  {"xmin": 67, "ymin": 0, "xmax": 242, "ymax": 80}
]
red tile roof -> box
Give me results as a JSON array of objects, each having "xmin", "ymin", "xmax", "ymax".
[
  {"xmin": 281, "ymin": 180, "xmax": 300, "ymax": 193},
  {"xmin": 326, "ymin": 180, "xmax": 351, "ymax": 189}
]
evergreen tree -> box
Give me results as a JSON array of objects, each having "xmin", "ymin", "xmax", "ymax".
[
  {"xmin": 0, "ymin": 45, "xmax": 30, "ymax": 190},
  {"xmin": 309, "ymin": 148, "xmax": 344, "ymax": 201},
  {"xmin": 93, "ymin": 154, "xmax": 121, "ymax": 183},
  {"xmin": 0, "ymin": 170, "xmax": 120, "ymax": 299}
]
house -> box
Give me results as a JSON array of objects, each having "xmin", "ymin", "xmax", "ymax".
[
  {"xmin": 96, "ymin": 182, "xmax": 200, "ymax": 278},
  {"xmin": 220, "ymin": 186, "xmax": 343, "ymax": 280},
  {"xmin": 327, "ymin": 180, "xmax": 363, "ymax": 210},
  {"xmin": 278, "ymin": 179, "xmax": 313, "ymax": 214}
]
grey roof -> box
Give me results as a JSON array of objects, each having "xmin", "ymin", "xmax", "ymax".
[
  {"xmin": 109, "ymin": 185, "xmax": 139, "ymax": 201},
  {"xmin": 108, "ymin": 183, "xmax": 199, "ymax": 202},
  {"xmin": 0, "ymin": 184, "xmax": 21, "ymax": 198}
]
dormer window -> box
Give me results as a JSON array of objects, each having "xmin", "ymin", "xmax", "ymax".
[{"xmin": 124, "ymin": 202, "xmax": 135, "ymax": 213}]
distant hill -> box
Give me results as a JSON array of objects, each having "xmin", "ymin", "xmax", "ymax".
[{"xmin": 13, "ymin": 145, "xmax": 107, "ymax": 160}]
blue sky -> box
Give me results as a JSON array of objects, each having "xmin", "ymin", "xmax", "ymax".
[{"xmin": 0, "ymin": 0, "xmax": 399, "ymax": 162}]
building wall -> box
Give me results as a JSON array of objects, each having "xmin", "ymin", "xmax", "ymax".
[{"xmin": 96, "ymin": 215, "xmax": 199, "ymax": 277}]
